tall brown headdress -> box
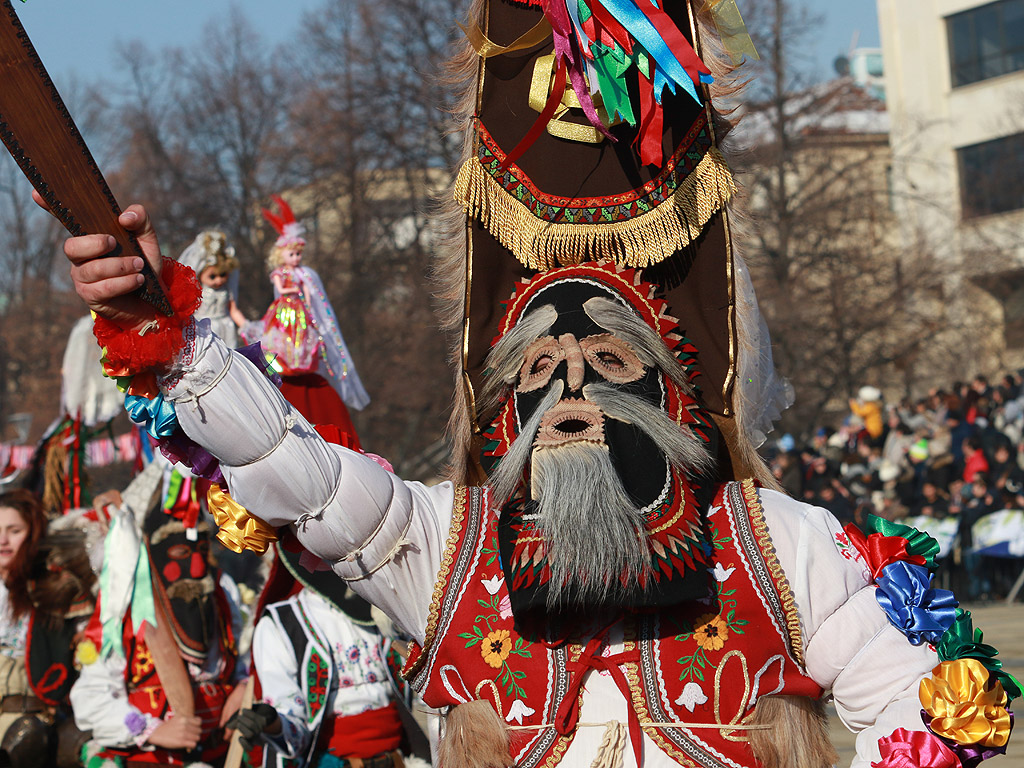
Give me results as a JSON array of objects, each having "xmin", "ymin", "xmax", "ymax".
[{"xmin": 436, "ymin": 0, "xmax": 785, "ymax": 486}]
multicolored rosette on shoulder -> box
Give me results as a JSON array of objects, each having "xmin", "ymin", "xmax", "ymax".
[
  {"xmin": 843, "ymin": 516, "xmax": 1017, "ymax": 768},
  {"xmin": 844, "ymin": 516, "xmax": 955, "ymax": 645}
]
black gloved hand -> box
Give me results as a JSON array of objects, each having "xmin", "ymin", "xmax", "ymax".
[{"xmin": 226, "ymin": 703, "xmax": 279, "ymax": 751}]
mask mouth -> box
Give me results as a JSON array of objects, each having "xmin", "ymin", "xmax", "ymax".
[{"xmin": 534, "ymin": 398, "xmax": 605, "ymax": 447}]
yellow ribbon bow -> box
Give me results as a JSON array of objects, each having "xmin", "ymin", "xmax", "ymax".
[
  {"xmin": 920, "ymin": 659, "xmax": 1011, "ymax": 748},
  {"xmin": 207, "ymin": 483, "xmax": 278, "ymax": 555}
]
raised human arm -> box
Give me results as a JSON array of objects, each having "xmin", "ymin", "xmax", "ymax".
[
  {"xmin": 52, "ymin": 203, "xmax": 451, "ymax": 641},
  {"xmin": 69, "ymin": 654, "xmax": 199, "ymax": 749}
]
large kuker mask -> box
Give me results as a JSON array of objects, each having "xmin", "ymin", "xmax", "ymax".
[
  {"xmin": 481, "ymin": 262, "xmax": 719, "ymax": 629},
  {"xmin": 143, "ymin": 509, "xmax": 218, "ymax": 664}
]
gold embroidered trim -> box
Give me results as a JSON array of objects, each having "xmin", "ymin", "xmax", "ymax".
[
  {"xmin": 405, "ymin": 485, "xmax": 468, "ymax": 678},
  {"xmin": 621, "ymin": 620, "xmax": 702, "ymax": 768},
  {"xmin": 713, "ymin": 650, "xmax": 752, "ymax": 742},
  {"xmin": 455, "ymin": 147, "xmax": 736, "ymax": 271},
  {"xmin": 740, "ymin": 479, "xmax": 805, "ymax": 667}
]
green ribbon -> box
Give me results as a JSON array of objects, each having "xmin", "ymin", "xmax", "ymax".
[
  {"xmin": 130, "ymin": 547, "xmax": 158, "ymax": 639},
  {"xmin": 938, "ymin": 609, "xmax": 1022, "ymax": 702},
  {"xmin": 163, "ymin": 469, "xmax": 184, "ymax": 511},
  {"xmin": 593, "ymin": 45, "xmax": 636, "ymax": 125}
]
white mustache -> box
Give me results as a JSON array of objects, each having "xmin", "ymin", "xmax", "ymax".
[{"xmin": 487, "ymin": 381, "xmax": 564, "ymax": 504}]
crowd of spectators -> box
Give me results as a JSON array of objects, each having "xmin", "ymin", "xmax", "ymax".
[{"xmin": 766, "ymin": 373, "xmax": 1024, "ymax": 602}]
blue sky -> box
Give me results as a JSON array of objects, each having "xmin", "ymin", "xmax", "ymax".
[{"xmin": 16, "ymin": 1, "xmax": 880, "ymax": 92}]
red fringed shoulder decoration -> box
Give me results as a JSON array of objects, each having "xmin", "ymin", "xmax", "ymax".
[{"xmin": 92, "ymin": 259, "xmax": 203, "ymax": 377}]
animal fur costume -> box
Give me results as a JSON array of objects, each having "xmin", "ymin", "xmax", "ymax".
[{"xmin": 77, "ymin": 0, "xmax": 1016, "ymax": 767}]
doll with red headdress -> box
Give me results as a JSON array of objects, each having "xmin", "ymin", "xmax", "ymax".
[{"xmin": 251, "ymin": 196, "xmax": 369, "ymax": 443}]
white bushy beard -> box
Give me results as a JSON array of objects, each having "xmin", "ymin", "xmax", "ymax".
[
  {"xmin": 488, "ymin": 381, "xmax": 713, "ymax": 610},
  {"xmin": 531, "ymin": 441, "xmax": 649, "ymax": 608}
]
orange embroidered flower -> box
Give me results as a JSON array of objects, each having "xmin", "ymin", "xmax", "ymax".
[
  {"xmin": 693, "ymin": 613, "xmax": 729, "ymax": 651},
  {"xmin": 920, "ymin": 659, "xmax": 1011, "ymax": 747},
  {"xmin": 481, "ymin": 629, "xmax": 513, "ymax": 668}
]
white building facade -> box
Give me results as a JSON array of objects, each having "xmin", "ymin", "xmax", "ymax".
[{"xmin": 877, "ymin": 0, "xmax": 1024, "ymax": 366}]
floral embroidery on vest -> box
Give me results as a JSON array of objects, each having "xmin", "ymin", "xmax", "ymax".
[{"xmin": 409, "ymin": 481, "xmax": 821, "ymax": 768}]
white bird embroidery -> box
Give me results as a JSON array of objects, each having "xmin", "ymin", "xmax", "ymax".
[{"xmin": 711, "ymin": 563, "xmax": 736, "ymax": 582}]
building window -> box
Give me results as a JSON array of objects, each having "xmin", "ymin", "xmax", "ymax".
[
  {"xmin": 957, "ymin": 132, "xmax": 1024, "ymax": 218},
  {"xmin": 947, "ymin": 0, "xmax": 1024, "ymax": 87}
]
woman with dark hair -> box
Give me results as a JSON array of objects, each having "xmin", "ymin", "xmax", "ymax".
[
  {"xmin": 0, "ymin": 490, "xmax": 47, "ymax": 626},
  {"xmin": 0, "ymin": 489, "xmax": 50, "ymax": 764},
  {"xmin": 0, "ymin": 490, "xmax": 95, "ymax": 767}
]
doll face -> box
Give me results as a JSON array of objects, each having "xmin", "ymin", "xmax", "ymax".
[
  {"xmin": 282, "ymin": 244, "xmax": 304, "ymax": 268},
  {"xmin": 0, "ymin": 506, "xmax": 28, "ymax": 579},
  {"xmin": 199, "ymin": 266, "xmax": 229, "ymax": 289}
]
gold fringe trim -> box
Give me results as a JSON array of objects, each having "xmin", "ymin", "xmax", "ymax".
[
  {"xmin": 741, "ymin": 479, "xmax": 806, "ymax": 668},
  {"xmin": 455, "ymin": 147, "xmax": 736, "ymax": 271}
]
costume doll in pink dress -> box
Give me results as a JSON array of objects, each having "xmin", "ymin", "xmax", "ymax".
[{"xmin": 251, "ymin": 196, "xmax": 369, "ymax": 443}]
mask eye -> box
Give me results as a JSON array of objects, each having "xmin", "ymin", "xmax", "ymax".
[
  {"xmin": 518, "ymin": 337, "xmax": 564, "ymax": 393},
  {"xmin": 531, "ymin": 354, "xmax": 554, "ymax": 376},
  {"xmin": 581, "ymin": 335, "xmax": 645, "ymax": 384},
  {"xmin": 595, "ymin": 351, "xmax": 625, "ymax": 369},
  {"xmin": 167, "ymin": 544, "xmax": 192, "ymax": 560}
]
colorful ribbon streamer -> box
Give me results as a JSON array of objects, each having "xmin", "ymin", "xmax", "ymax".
[
  {"xmin": 459, "ymin": 17, "xmax": 553, "ymax": 58},
  {"xmin": 706, "ymin": 0, "xmax": 759, "ymax": 64}
]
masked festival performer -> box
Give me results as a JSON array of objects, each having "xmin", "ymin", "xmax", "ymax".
[
  {"xmin": 246, "ymin": 195, "xmax": 369, "ymax": 441},
  {"xmin": 52, "ymin": 0, "xmax": 1016, "ymax": 766},
  {"xmin": 227, "ymin": 535, "xmax": 411, "ymax": 768},
  {"xmin": 70, "ymin": 463, "xmax": 247, "ymax": 768},
  {"xmin": 0, "ymin": 489, "xmax": 96, "ymax": 768},
  {"xmin": 177, "ymin": 230, "xmax": 247, "ymax": 349}
]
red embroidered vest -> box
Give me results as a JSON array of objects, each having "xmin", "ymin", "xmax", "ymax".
[
  {"xmin": 403, "ymin": 480, "xmax": 821, "ymax": 767},
  {"xmin": 114, "ymin": 588, "xmax": 238, "ymax": 765}
]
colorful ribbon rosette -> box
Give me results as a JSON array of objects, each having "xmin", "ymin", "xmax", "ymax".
[{"xmin": 843, "ymin": 516, "xmax": 1018, "ymax": 768}]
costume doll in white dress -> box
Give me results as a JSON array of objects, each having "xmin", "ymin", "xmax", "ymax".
[{"xmin": 178, "ymin": 230, "xmax": 246, "ymax": 348}]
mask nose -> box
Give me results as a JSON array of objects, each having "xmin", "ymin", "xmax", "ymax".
[{"xmin": 557, "ymin": 333, "xmax": 585, "ymax": 392}]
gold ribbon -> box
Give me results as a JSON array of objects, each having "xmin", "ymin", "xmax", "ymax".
[
  {"xmin": 528, "ymin": 53, "xmax": 623, "ymax": 143},
  {"xmin": 207, "ymin": 483, "xmax": 278, "ymax": 555},
  {"xmin": 459, "ymin": 17, "xmax": 552, "ymax": 59},
  {"xmin": 920, "ymin": 659, "xmax": 1011, "ymax": 748},
  {"xmin": 705, "ymin": 0, "xmax": 759, "ymax": 64}
]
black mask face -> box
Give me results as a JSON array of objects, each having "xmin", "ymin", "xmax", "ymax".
[
  {"xmin": 143, "ymin": 511, "xmax": 217, "ymax": 663},
  {"xmin": 510, "ymin": 280, "xmax": 671, "ymax": 509},
  {"xmin": 483, "ymin": 265, "xmax": 719, "ymax": 636}
]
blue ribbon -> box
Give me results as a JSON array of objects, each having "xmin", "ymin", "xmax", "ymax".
[
  {"xmin": 598, "ymin": 0, "xmax": 702, "ymax": 104},
  {"xmin": 125, "ymin": 393, "xmax": 179, "ymax": 439},
  {"xmin": 875, "ymin": 560, "xmax": 958, "ymax": 646}
]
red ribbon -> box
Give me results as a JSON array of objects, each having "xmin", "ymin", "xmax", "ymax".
[
  {"xmin": 844, "ymin": 524, "xmax": 925, "ymax": 580},
  {"xmin": 634, "ymin": 0, "xmax": 710, "ymax": 84},
  {"xmin": 553, "ymin": 632, "xmax": 644, "ymax": 765},
  {"xmin": 588, "ymin": 0, "xmax": 633, "ymax": 55},
  {"xmin": 636, "ymin": 69, "xmax": 664, "ymax": 167},
  {"xmin": 500, "ymin": 56, "xmax": 569, "ymax": 171}
]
